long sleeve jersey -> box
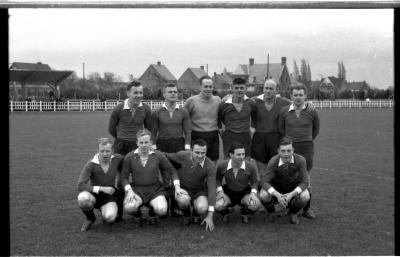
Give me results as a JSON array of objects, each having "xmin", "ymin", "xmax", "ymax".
[
  {"xmin": 278, "ymin": 104, "xmax": 320, "ymax": 142},
  {"xmin": 164, "ymin": 151, "xmax": 217, "ymax": 207},
  {"xmin": 108, "ymin": 100, "xmax": 152, "ymax": 141},
  {"xmin": 150, "ymin": 104, "xmax": 191, "ymax": 145},
  {"xmin": 216, "ymin": 159, "xmax": 259, "ymax": 192},
  {"xmin": 120, "ymin": 150, "xmax": 174, "ymax": 189},
  {"xmin": 261, "ymin": 153, "xmax": 309, "ymax": 194},
  {"xmin": 218, "ymin": 98, "xmax": 255, "ymax": 133},
  {"xmin": 184, "ymin": 94, "xmax": 221, "ymax": 132},
  {"xmin": 250, "ymin": 95, "xmax": 291, "ymax": 133},
  {"xmin": 77, "ymin": 154, "xmax": 124, "ymax": 193}
]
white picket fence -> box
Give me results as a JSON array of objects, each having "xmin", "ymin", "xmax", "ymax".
[{"xmin": 9, "ymin": 99, "xmax": 394, "ymax": 112}]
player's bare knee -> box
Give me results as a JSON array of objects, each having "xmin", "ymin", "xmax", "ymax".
[
  {"xmin": 102, "ymin": 211, "xmax": 117, "ymax": 223},
  {"xmin": 259, "ymin": 189, "xmax": 272, "ymax": 204},
  {"xmin": 153, "ymin": 203, "xmax": 168, "ymax": 216},
  {"xmin": 77, "ymin": 191, "xmax": 95, "ymax": 210},
  {"xmin": 194, "ymin": 198, "xmax": 208, "ymax": 215},
  {"xmin": 295, "ymin": 189, "xmax": 310, "ymax": 207},
  {"xmin": 176, "ymin": 198, "xmax": 191, "ymax": 210},
  {"xmin": 215, "ymin": 199, "xmax": 226, "ymax": 212}
]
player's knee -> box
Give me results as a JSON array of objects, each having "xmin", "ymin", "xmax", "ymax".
[
  {"xmin": 176, "ymin": 197, "xmax": 191, "ymax": 210},
  {"xmin": 153, "ymin": 202, "xmax": 168, "ymax": 216},
  {"xmin": 194, "ymin": 199, "xmax": 208, "ymax": 215},
  {"xmin": 77, "ymin": 191, "xmax": 95, "ymax": 211},
  {"xmin": 215, "ymin": 197, "xmax": 228, "ymax": 212},
  {"xmin": 295, "ymin": 189, "xmax": 310, "ymax": 208},
  {"xmin": 102, "ymin": 210, "xmax": 117, "ymax": 223},
  {"xmin": 258, "ymin": 189, "xmax": 272, "ymax": 204}
]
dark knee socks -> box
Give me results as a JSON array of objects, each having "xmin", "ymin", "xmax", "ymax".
[{"xmin": 83, "ymin": 210, "xmax": 96, "ymax": 221}]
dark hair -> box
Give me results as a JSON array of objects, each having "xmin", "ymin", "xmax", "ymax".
[
  {"xmin": 232, "ymin": 77, "xmax": 246, "ymax": 85},
  {"xmin": 192, "ymin": 139, "xmax": 207, "ymax": 149},
  {"xmin": 127, "ymin": 80, "xmax": 142, "ymax": 91},
  {"xmin": 165, "ymin": 83, "xmax": 177, "ymax": 88},
  {"xmin": 279, "ymin": 137, "xmax": 293, "ymax": 147},
  {"xmin": 228, "ymin": 141, "xmax": 245, "ymax": 155},
  {"xmin": 199, "ymin": 75, "xmax": 212, "ymax": 85},
  {"xmin": 289, "ymin": 82, "xmax": 307, "ymax": 94}
]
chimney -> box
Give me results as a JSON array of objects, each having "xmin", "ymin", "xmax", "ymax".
[
  {"xmin": 281, "ymin": 57, "xmax": 286, "ymax": 65},
  {"xmin": 249, "ymin": 58, "xmax": 254, "ymax": 66},
  {"xmin": 200, "ymin": 65, "xmax": 204, "ymax": 70},
  {"xmin": 157, "ymin": 61, "xmax": 161, "ymax": 65}
]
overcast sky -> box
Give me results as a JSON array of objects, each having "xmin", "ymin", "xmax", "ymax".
[{"xmin": 9, "ymin": 8, "xmax": 393, "ymax": 89}]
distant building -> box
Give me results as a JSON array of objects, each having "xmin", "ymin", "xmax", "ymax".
[
  {"xmin": 9, "ymin": 61, "xmax": 73, "ymax": 100},
  {"xmin": 327, "ymin": 76, "xmax": 347, "ymax": 92},
  {"xmin": 232, "ymin": 57, "xmax": 291, "ymax": 95},
  {"xmin": 139, "ymin": 61, "xmax": 177, "ymax": 98},
  {"xmin": 177, "ymin": 66, "xmax": 208, "ymax": 93},
  {"xmin": 318, "ymin": 77, "xmax": 336, "ymax": 99},
  {"xmin": 212, "ymin": 71, "xmax": 232, "ymax": 92}
]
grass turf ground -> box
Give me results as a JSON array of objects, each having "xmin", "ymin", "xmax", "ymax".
[{"xmin": 9, "ymin": 109, "xmax": 394, "ymax": 255}]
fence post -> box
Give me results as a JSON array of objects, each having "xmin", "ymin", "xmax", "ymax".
[
  {"xmin": 80, "ymin": 101, "xmax": 82, "ymax": 111},
  {"xmin": 39, "ymin": 101, "xmax": 42, "ymax": 112},
  {"xmin": 25, "ymin": 101, "xmax": 28, "ymax": 112},
  {"xmin": 329, "ymin": 101, "xmax": 332, "ymax": 108},
  {"xmin": 10, "ymin": 100, "xmax": 13, "ymax": 112},
  {"xmin": 93, "ymin": 101, "xmax": 95, "ymax": 111},
  {"xmin": 67, "ymin": 101, "xmax": 70, "ymax": 111},
  {"xmin": 379, "ymin": 100, "xmax": 382, "ymax": 108},
  {"xmin": 53, "ymin": 101, "xmax": 56, "ymax": 112},
  {"xmin": 105, "ymin": 101, "xmax": 107, "ymax": 111}
]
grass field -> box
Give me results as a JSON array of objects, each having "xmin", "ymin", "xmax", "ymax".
[{"xmin": 9, "ymin": 108, "xmax": 394, "ymax": 255}]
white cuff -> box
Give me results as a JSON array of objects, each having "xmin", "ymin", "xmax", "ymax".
[
  {"xmin": 124, "ymin": 185, "xmax": 132, "ymax": 192},
  {"xmin": 295, "ymin": 187, "xmax": 302, "ymax": 195},
  {"xmin": 208, "ymin": 206, "xmax": 215, "ymax": 212},
  {"xmin": 184, "ymin": 144, "xmax": 191, "ymax": 150},
  {"xmin": 251, "ymin": 188, "xmax": 258, "ymax": 194},
  {"xmin": 216, "ymin": 186, "xmax": 223, "ymax": 192},
  {"xmin": 93, "ymin": 186, "xmax": 100, "ymax": 194},
  {"xmin": 173, "ymin": 180, "xmax": 180, "ymax": 186},
  {"xmin": 267, "ymin": 187, "xmax": 276, "ymax": 194}
]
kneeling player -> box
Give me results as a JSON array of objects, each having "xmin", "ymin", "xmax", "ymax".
[
  {"xmin": 121, "ymin": 129, "xmax": 175, "ymax": 226},
  {"xmin": 164, "ymin": 139, "xmax": 216, "ymax": 231},
  {"xmin": 215, "ymin": 142, "xmax": 260, "ymax": 223},
  {"xmin": 259, "ymin": 137, "xmax": 310, "ymax": 224},
  {"xmin": 77, "ymin": 138, "xmax": 125, "ymax": 231}
]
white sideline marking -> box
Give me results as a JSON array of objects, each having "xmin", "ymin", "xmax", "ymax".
[{"xmin": 315, "ymin": 166, "xmax": 394, "ymax": 182}]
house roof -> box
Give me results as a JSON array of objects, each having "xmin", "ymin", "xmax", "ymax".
[
  {"xmin": 149, "ymin": 64, "xmax": 177, "ymax": 81},
  {"xmin": 320, "ymin": 77, "xmax": 335, "ymax": 87},
  {"xmin": 188, "ymin": 68, "xmax": 208, "ymax": 79},
  {"xmin": 213, "ymin": 73, "xmax": 232, "ymax": 83},
  {"xmin": 235, "ymin": 63, "xmax": 284, "ymax": 84},
  {"xmin": 9, "ymin": 70, "xmax": 73, "ymax": 84},
  {"xmin": 10, "ymin": 62, "xmax": 52, "ymax": 71}
]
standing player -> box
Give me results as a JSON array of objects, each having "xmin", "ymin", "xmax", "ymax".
[
  {"xmin": 259, "ymin": 137, "xmax": 310, "ymax": 224},
  {"xmin": 218, "ymin": 77, "xmax": 256, "ymax": 159},
  {"xmin": 184, "ymin": 75, "xmax": 221, "ymax": 162},
  {"xmin": 215, "ymin": 142, "xmax": 260, "ymax": 223},
  {"xmin": 151, "ymin": 83, "xmax": 191, "ymax": 216},
  {"xmin": 120, "ymin": 129, "xmax": 175, "ymax": 226},
  {"xmin": 108, "ymin": 80, "xmax": 151, "ymax": 155},
  {"xmin": 278, "ymin": 82, "xmax": 320, "ymax": 219},
  {"xmin": 163, "ymin": 139, "xmax": 216, "ymax": 231},
  {"xmin": 77, "ymin": 138, "xmax": 124, "ymax": 231}
]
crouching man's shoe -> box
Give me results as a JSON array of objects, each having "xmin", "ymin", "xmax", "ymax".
[
  {"xmin": 289, "ymin": 213, "xmax": 299, "ymax": 224},
  {"xmin": 81, "ymin": 218, "xmax": 95, "ymax": 232},
  {"xmin": 302, "ymin": 209, "xmax": 316, "ymax": 219}
]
